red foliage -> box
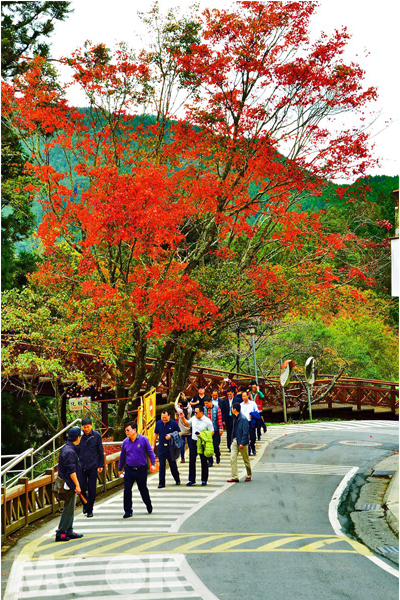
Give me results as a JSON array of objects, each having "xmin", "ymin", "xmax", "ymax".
[{"xmin": 2, "ymin": 3, "xmax": 380, "ymax": 359}]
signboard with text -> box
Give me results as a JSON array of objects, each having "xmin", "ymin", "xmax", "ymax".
[{"xmin": 69, "ymin": 397, "xmax": 91, "ymax": 412}]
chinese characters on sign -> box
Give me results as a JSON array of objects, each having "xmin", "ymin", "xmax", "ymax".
[{"xmin": 69, "ymin": 397, "xmax": 91, "ymax": 411}]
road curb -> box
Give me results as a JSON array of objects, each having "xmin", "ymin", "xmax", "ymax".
[{"xmin": 384, "ymin": 470, "xmax": 399, "ymax": 535}]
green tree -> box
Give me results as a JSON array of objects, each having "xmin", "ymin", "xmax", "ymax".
[
  {"xmin": 1, "ymin": 1, "xmax": 72, "ymax": 289},
  {"xmin": 2, "ymin": 287, "xmax": 89, "ymax": 432},
  {"xmin": 247, "ymin": 303, "xmax": 398, "ymax": 383},
  {"xmin": 1, "ymin": 1, "xmax": 72, "ymax": 77}
]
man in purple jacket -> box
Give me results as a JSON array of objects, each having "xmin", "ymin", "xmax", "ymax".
[{"xmin": 118, "ymin": 421, "xmax": 156, "ymax": 518}]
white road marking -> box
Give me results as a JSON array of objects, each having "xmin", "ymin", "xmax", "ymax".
[
  {"xmin": 255, "ymin": 462, "xmax": 356, "ymax": 476},
  {"xmin": 4, "ymin": 422, "xmax": 398, "ymax": 598},
  {"xmin": 7, "ymin": 554, "xmax": 216, "ymax": 600},
  {"xmin": 328, "ymin": 467, "xmax": 399, "ymax": 579}
]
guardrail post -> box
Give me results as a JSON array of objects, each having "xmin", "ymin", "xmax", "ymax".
[
  {"xmin": 1, "ymin": 485, "xmax": 7, "ymax": 542},
  {"xmin": 103, "ymin": 454, "xmax": 107, "ymax": 493},
  {"xmin": 46, "ymin": 468, "xmax": 57, "ymax": 514},
  {"xmin": 101, "ymin": 401, "xmax": 109, "ymax": 434},
  {"xmin": 357, "ymin": 381, "xmax": 362, "ymax": 411},
  {"xmin": 18, "ymin": 477, "xmax": 29, "ymax": 526},
  {"xmin": 390, "ymin": 385, "xmax": 397, "ymax": 413}
]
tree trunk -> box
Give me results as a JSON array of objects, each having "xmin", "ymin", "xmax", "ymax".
[
  {"xmin": 125, "ymin": 336, "xmax": 148, "ymax": 416},
  {"xmin": 311, "ymin": 367, "xmax": 345, "ymax": 405},
  {"xmin": 115, "ymin": 355, "xmax": 128, "ymax": 437},
  {"xmin": 27, "ymin": 389, "xmax": 57, "ymax": 435},
  {"xmin": 146, "ymin": 336, "xmax": 178, "ymax": 390},
  {"xmin": 167, "ymin": 346, "xmax": 197, "ymax": 403},
  {"xmin": 53, "ymin": 379, "xmax": 64, "ymax": 433},
  {"xmin": 115, "ymin": 326, "xmax": 149, "ymax": 435}
]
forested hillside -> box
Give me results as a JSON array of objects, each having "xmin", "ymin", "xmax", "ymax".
[
  {"xmin": 2, "ymin": 1, "xmax": 398, "ymax": 450},
  {"xmin": 15, "ymin": 112, "xmax": 398, "ymax": 255}
]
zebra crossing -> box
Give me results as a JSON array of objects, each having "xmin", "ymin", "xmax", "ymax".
[
  {"xmin": 263, "ymin": 420, "xmax": 398, "ymax": 444},
  {"xmin": 71, "ymin": 444, "xmax": 244, "ymax": 536},
  {"xmin": 5, "ymin": 436, "xmax": 264, "ymax": 600},
  {"xmin": 7, "ymin": 554, "xmax": 218, "ymax": 600},
  {"xmin": 254, "ymin": 462, "xmax": 356, "ymax": 476},
  {"xmin": 4, "ymin": 420, "xmax": 397, "ymax": 600}
]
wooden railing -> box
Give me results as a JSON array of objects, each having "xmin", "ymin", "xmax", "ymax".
[
  {"xmin": 1, "ymin": 450, "xmax": 122, "ymax": 543},
  {"xmin": 260, "ymin": 377, "xmax": 398, "ymax": 412},
  {"xmin": 2, "ymin": 339, "xmax": 398, "ymax": 411}
]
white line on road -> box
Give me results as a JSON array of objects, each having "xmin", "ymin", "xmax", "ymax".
[{"xmin": 328, "ymin": 467, "xmax": 399, "ymax": 579}]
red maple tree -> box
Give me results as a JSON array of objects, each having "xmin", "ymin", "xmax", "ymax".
[{"xmin": 2, "ymin": 1, "xmax": 380, "ymax": 425}]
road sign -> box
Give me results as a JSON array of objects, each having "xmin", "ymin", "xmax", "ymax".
[
  {"xmin": 280, "ymin": 359, "xmax": 295, "ymax": 387},
  {"xmin": 69, "ymin": 397, "xmax": 91, "ymax": 411},
  {"xmin": 305, "ymin": 357, "xmax": 316, "ymax": 385}
]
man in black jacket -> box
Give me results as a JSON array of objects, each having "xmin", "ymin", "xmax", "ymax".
[
  {"xmin": 227, "ymin": 403, "xmax": 252, "ymax": 483},
  {"xmin": 220, "ymin": 389, "xmax": 235, "ymax": 452},
  {"xmin": 56, "ymin": 426, "xmax": 84, "ymax": 542},
  {"xmin": 190, "ymin": 386, "xmax": 210, "ymax": 409},
  {"xmin": 152, "ymin": 410, "xmax": 181, "ymax": 489},
  {"xmin": 78, "ymin": 417, "xmax": 104, "ymax": 518}
]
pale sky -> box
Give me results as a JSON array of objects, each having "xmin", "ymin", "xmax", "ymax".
[{"xmin": 48, "ymin": 0, "xmax": 399, "ymax": 178}]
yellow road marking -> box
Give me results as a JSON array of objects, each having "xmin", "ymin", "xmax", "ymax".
[
  {"xmin": 36, "ymin": 535, "xmax": 107, "ymax": 559},
  {"xmin": 123, "ymin": 534, "xmax": 189, "ymax": 555},
  {"xmin": 257, "ymin": 536, "xmax": 315, "ymax": 551},
  {"xmin": 171, "ymin": 534, "xmax": 228, "ymax": 553},
  {"xmin": 19, "ymin": 532, "xmax": 372, "ymax": 560},
  {"xmin": 210, "ymin": 534, "xmax": 269, "ymax": 553}
]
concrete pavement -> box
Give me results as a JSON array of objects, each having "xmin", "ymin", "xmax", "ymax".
[{"xmin": 2, "ymin": 420, "xmax": 398, "ymax": 599}]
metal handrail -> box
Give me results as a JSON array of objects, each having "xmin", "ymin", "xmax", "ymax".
[
  {"xmin": 33, "ymin": 419, "xmax": 82, "ymax": 455},
  {"xmin": 1, "ymin": 419, "xmax": 82, "ymax": 490},
  {"xmin": 5, "ymin": 448, "xmax": 62, "ymax": 488},
  {"xmin": 102, "ymin": 441, "xmax": 123, "ymax": 445},
  {"xmin": 1, "ymin": 447, "xmax": 34, "ymax": 477},
  {"xmin": 5, "ymin": 439, "xmax": 123, "ymax": 487}
]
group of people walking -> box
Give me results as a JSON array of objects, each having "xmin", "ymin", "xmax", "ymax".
[{"xmin": 55, "ymin": 382, "xmax": 266, "ymax": 542}]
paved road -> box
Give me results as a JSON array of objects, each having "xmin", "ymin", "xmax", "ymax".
[{"xmin": 3, "ymin": 420, "xmax": 399, "ymax": 600}]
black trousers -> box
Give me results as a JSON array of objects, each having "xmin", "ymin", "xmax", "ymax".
[
  {"xmin": 123, "ymin": 464, "xmax": 151, "ymax": 513},
  {"xmin": 208, "ymin": 430, "xmax": 221, "ymax": 466},
  {"xmin": 80, "ymin": 467, "xmax": 98, "ymax": 513},
  {"xmin": 249, "ymin": 425, "xmax": 257, "ymax": 454},
  {"xmin": 188, "ymin": 437, "xmax": 209, "ymax": 483},
  {"xmin": 225, "ymin": 416, "xmax": 233, "ymax": 450},
  {"xmin": 256, "ymin": 419, "xmax": 263, "ymax": 440},
  {"xmin": 158, "ymin": 448, "xmax": 180, "ymax": 486}
]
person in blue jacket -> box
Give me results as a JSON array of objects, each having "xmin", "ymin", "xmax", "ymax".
[
  {"xmin": 152, "ymin": 409, "xmax": 181, "ymax": 488},
  {"xmin": 227, "ymin": 403, "xmax": 252, "ymax": 483},
  {"xmin": 55, "ymin": 426, "xmax": 84, "ymax": 542},
  {"xmin": 78, "ymin": 417, "xmax": 104, "ymax": 518}
]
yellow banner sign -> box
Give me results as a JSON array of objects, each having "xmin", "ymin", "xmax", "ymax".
[{"xmin": 143, "ymin": 387, "xmax": 156, "ymax": 442}]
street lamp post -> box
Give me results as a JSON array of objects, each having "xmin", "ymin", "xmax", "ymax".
[{"xmin": 248, "ymin": 325, "xmax": 258, "ymax": 385}]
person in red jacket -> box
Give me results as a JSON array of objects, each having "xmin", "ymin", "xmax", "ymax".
[{"xmin": 248, "ymin": 382, "xmax": 267, "ymax": 440}]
